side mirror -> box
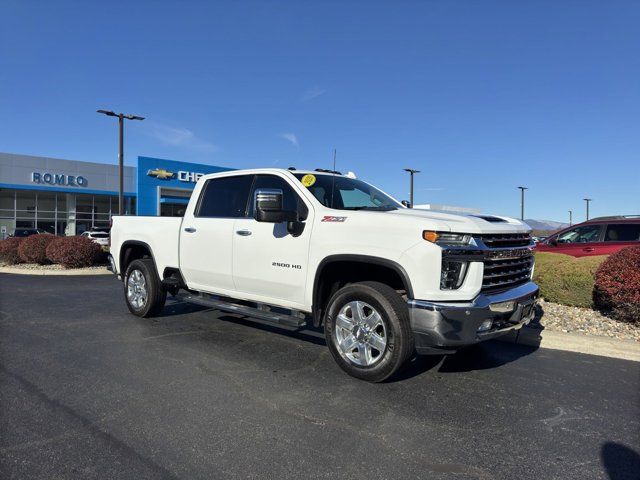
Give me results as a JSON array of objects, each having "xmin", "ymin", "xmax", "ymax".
[
  {"xmin": 401, "ymin": 200, "xmax": 411, "ymax": 208},
  {"xmin": 254, "ymin": 189, "xmax": 300, "ymax": 227},
  {"xmin": 548, "ymin": 237, "xmax": 558, "ymax": 246},
  {"xmin": 255, "ymin": 189, "xmax": 286, "ymax": 222}
]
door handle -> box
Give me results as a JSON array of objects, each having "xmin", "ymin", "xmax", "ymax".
[
  {"xmin": 582, "ymin": 247, "xmax": 595, "ymax": 252},
  {"xmin": 236, "ymin": 229, "xmax": 252, "ymax": 236},
  {"xmin": 184, "ymin": 227, "xmax": 197, "ymax": 233}
]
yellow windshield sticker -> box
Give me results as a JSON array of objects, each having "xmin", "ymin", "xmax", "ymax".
[{"xmin": 301, "ymin": 174, "xmax": 316, "ymax": 187}]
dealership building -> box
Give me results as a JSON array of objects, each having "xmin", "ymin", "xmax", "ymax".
[{"xmin": 0, "ymin": 152, "xmax": 230, "ymax": 237}]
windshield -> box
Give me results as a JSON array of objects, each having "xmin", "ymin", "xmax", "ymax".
[{"xmin": 294, "ymin": 173, "xmax": 401, "ymax": 211}]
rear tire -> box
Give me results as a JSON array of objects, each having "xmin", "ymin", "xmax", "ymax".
[
  {"xmin": 324, "ymin": 281, "xmax": 414, "ymax": 382},
  {"xmin": 124, "ymin": 258, "xmax": 166, "ymax": 317}
]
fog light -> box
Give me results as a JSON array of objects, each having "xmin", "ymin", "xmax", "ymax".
[
  {"xmin": 440, "ymin": 260, "xmax": 468, "ymax": 290},
  {"xmin": 478, "ymin": 319, "xmax": 493, "ymax": 332}
]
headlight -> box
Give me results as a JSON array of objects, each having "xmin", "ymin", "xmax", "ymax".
[{"xmin": 423, "ymin": 231, "xmax": 472, "ymax": 246}]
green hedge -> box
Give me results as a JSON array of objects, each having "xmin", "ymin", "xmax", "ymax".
[{"xmin": 533, "ymin": 252, "xmax": 607, "ymax": 308}]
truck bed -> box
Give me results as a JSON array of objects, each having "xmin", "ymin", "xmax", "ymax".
[{"xmin": 110, "ymin": 216, "xmax": 183, "ymax": 276}]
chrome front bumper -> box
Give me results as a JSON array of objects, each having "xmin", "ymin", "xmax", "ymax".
[{"xmin": 408, "ymin": 282, "xmax": 539, "ymax": 354}]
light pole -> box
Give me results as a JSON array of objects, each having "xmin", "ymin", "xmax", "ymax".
[
  {"xmin": 583, "ymin": 198, "xmax": 592, "ymax": 221},
  {"xmin": 569, "ymin": 210, "xmax": 573, "ymax": 226},
  {"xmin": 403, "ymin": 168, "xmax": 420, "ymax": 208},
  {"xmin": 97, "ymin": 110, "xmax": 145, "ymax": 215},
  {"xmin": 517, "ymin": 186, "xmax": 528, "ymax": 220}
]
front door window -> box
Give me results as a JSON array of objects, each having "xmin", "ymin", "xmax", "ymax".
[{"xmin": 556, "ymin": 225, "xmax": 602, "ymax": 244}]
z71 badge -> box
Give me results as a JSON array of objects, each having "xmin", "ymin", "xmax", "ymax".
[{"xmin": 321, "ymin": 216, "xmax": 347, "ymax": 222}]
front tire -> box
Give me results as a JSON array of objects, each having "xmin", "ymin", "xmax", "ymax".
[
  {"xmin": 124, "ymin": 258, "xmax": 166, "ymax": 317},
  {"xmin": 324, "ymin": 281, "xmax": 414, "ymax": 382}
]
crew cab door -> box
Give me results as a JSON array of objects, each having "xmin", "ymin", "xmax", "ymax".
[
  {"xmin": 179, "ymin": 174, "xmax": 253, "ymax": 293},
  {"xmin": 232, "ymin": 174, "xmax": 313, "ymax": 306}
]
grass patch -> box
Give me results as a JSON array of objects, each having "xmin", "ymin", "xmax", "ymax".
[{"xmin": 533, "ymin": 252, "xmax": 607, "ymax": 308}]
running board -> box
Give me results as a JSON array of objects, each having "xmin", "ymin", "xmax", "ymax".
[{"xmin": 174, "ymin": 292, "xmax": 308, "ymax": 328}]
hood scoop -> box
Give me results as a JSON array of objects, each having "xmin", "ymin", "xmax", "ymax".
[{"xmin": 472, "ymin": 215, "xmax": 508, "ymax": 223}]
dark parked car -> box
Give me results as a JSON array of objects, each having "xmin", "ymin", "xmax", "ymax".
[
  {"xmin": 11, "ymin": 228, "xmax": 47, "ymax": 238},
  {"xmin": 535, "ymin": 216, "xmax": 640, "ymax": 257}
]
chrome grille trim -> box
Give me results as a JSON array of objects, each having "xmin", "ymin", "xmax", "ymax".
[
  {"xmin": 482, "ymin": 255, "xmax": 534, "ymax": 292},
  {"xmin": 479, "ymin": 233, "xmax": 532, "ymax": 248}
]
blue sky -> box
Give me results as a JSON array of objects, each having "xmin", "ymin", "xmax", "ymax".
[{"xmin": 1, "ymin": 0, "xmax": 639, "ymax": 222}]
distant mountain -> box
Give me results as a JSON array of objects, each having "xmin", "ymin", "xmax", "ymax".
[{"xmin": 524, "ymin": 219, "xmax": 569, "ymax": 232}]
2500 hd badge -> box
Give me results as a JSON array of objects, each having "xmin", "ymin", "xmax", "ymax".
[{"xmin": 272, "ymin": 261, "xmax": 302, "ymax": 270}]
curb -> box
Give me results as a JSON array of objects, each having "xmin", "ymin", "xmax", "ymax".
[
  {"xmin": 0, "ymin": 266, "xmax": 112, "ymax": 276},
  {"xmin": 498, "ymin": 326, "xmax": 640, "ymax": 362}
]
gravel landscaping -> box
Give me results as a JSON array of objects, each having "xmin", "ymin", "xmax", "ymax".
[{"xmin": 532, "ymin": 299, "xmax": 640, "ymax": 342}]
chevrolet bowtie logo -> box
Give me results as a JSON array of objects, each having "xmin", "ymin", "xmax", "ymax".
[{"xmin": 147, "ymin": 168, "xmax": 175, "ymax": 180}]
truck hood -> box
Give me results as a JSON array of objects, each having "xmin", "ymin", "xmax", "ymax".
[{"xmin": 386, "ymin": 208, "xmax": 531, "ymax": 234}]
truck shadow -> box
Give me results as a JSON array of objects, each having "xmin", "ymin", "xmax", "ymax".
[
  {"xmin": 216, "ymin": 314, "xmax": 328, "ymax": 347},
  {"xmin": 440, "ymin": 341, "xmax": 539, "ymax": 372},
  {"xmin": 159, "ymin": 300, "xmax": 542, "ymax": 380},
  {"xmin": 392, "ymin": 341, "xmax": 540, "ymax": 382},
  {"xmin": 161, "ymin": 300, "xmax": 215, "ymax": 317},
  {"xmin": 161, "ymin": 300, "xmax": 328, "ymax": 346}
]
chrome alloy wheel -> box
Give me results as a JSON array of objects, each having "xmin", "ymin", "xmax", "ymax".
[
  {"xmin": 335, "ymin": 301, "xmax": 387, "ymax": 366},
  {"xmin": 127, "ymin": 269, "xmax": 148, "ymax": 310}
]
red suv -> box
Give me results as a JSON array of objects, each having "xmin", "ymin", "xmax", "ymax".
[{"xmin": 535, "ymin": 216, "xmax": 640, "ymax": 257}]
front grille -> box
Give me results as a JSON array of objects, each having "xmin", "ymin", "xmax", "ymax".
[
  {"xmin": 480, "ymin": 233, "xmax": 532, "ymax": 248},
  {"xmin": 482, "ymin": 255, "xmax": 534, "ymax": 292}
]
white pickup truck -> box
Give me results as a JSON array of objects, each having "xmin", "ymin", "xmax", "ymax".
[{"xmin": 109, "ymin": 168, "xmax": 538, "ymax": 382}]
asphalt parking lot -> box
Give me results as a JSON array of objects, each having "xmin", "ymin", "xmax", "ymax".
[{"xmin": 1, "ymin": 274, "xmax": 638, "ymax": 479}]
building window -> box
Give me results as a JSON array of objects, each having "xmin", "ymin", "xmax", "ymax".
[
  {"xmin": 0, "ymin": 189, "xmax": 136, "ymax": 238},
  {"xmin": 36, "ymin": 192, "xmax": 57, "ymax": 234},
  {"xmin": 0, "ymin": 190, "xmax": 14, "ymax": 217}
]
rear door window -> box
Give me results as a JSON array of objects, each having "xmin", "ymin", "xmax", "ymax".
[
  {"xmin": 604, "ymin": 224, "xmax": 640, "ymax": 242},
  {"xmin": 196, "ymin": 175, "xmax": 254, "ymax": 218}
]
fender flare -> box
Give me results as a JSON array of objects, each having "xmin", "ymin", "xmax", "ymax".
[
  {"xmin": 312, "ymin": 254, "xmax": 414, "ymax": 324},
  {"xmin": 119, "ymin": 240, "xmax": 156, "ymax": 275}
]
